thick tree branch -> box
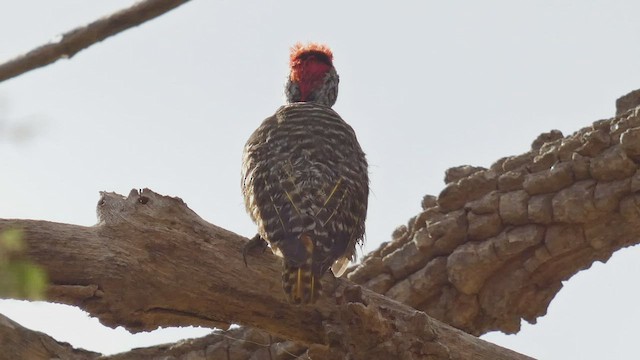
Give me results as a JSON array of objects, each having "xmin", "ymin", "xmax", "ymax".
[
  {"xmin": 348, "ymin": 99, "xmax": 640, "ymax": 336},
  {"xmin": 0, "ymin": 189, "xmax": 531, "ymax": 359},
  {"xmin": 4, "ymin": 96, "xmax": 638, "ymax": 360},
  {"xmin": 0, "ymin": 0, "xmax": 192, "ymax": 83},
  {"xmin": 0, "ymin": 312, "xmax": 275, "ymax": 360},
  {"xmin": 0, "ymin": 313, "xmax": 99, "ymax": 360}
]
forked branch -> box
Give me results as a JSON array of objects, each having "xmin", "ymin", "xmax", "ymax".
[{"xmin": 0, "ymin": 189, "xmax": 532, "ymax": 359}]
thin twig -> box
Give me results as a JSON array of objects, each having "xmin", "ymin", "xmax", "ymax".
[{"xmin": 0, "ymin": 0, "xmax": 192, "ymax": 83}]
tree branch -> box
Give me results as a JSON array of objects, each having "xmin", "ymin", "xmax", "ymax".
[
  {"xmin": 348, "ymin": 99, "xmax": 640, "ymax": 335},
  {"xmin": 0, "ymin": 0, "xmax": 192, "ymax": 83},
  {"xmin": 4, "ymin": 95, "xmax": 638, "ymax": 359},
  {"xmin": 0, "ymin": 189, "xmax": 532, "ymax": 359},
  {"xmin": 0, "ymin": 313, "xmax": 99, "ymax": 360},
  {"xmin": 1, "ymin": 312, "xmax": 276, "ymax": 360}
]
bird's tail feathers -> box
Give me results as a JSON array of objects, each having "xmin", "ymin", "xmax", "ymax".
[
  {"xmin": 282, "ymin": 261, "xmax": 321, "ymax": 304},
  {"xmin": 281, "ymin": 232, "xmax": 323, "ymax": 304}
]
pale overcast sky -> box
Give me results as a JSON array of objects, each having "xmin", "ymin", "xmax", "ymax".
[{"xmin": 1, "ymin": 1, "xmax": 640, "ymax": 359}]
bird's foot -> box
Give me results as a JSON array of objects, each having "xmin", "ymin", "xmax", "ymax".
[{"xmin": 242, "ymin": 234, "xmax": 268, "ymax": 267}]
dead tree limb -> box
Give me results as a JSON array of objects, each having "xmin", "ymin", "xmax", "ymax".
[
  {"xmin": 0, "ymin": 313, "xmax": 99, "ymax": 360},
  {"xmin": 3, "ymin": 96, "xmax": 639, "ymax": 359},
  {"xmin": 0, "ymin": 0, "xmax": 192, "ymax": 83},
  {"xmin": 348, "ymin": 101, "xmax": 640, "ymax": 335},
  {"xmin": 0, "ymin": 189, "xmax": 532, "ymax": 360}
]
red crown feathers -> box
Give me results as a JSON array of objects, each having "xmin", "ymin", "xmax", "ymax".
[{"xmin": 289, "ymin": 43, "xmax": 333, "ymax": 68}]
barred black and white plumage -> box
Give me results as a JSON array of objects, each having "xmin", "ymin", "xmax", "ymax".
[{"xmin": 241, "ymin": 43, "xmax": 368, "ymax": 304}]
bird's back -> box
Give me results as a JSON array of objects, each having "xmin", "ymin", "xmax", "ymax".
[{"xmin": 242, "ymin": 102, "xmax": 368, "ymax": 303}]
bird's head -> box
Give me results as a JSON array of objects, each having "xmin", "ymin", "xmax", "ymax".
[{"xmin": 285, "ymin": 43, "xmax": 339, "ymax": 107}]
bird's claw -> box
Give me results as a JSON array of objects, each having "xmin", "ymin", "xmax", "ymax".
[{"xmin": 243, "ymin": 234, "xmax": 268, "ymax": 267}]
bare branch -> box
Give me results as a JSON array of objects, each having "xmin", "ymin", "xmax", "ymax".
[
  {"xmin": 348, "ymin": 100, "xmax": 640, "ymax": 336},
  {"xmin": 0, "ymin": 0, "xmax": 192, "ymax": 83},
  {"xmin": 1, "ymin": 312, "xmax": 274, "ymax": 360},
  {"xmin": 0, "ymin": 189, "xmax": 532, "ymax": 359},
  {"xmin": 0, "ymin": 313, "xmax": 100, "ymax": 360}
]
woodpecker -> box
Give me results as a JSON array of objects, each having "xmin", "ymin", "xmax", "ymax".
[{"xmin": 241, "ymin": 43, "xmax": 369, "ymax": 304}]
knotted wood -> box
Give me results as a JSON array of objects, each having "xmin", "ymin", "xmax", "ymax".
[{"xmin": 0, "ymin": 189, "xmax": 532, "ymax": 359}]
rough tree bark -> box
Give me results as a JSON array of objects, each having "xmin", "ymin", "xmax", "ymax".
[
  {"xmin": 195, "ymin": 90, "xmax": 640, "ymax": 360},
  {"xmin": 4, "ymin": 92, "xmax": 639, "ymax": 359},
  {"xmin": 0, "ymin": 189, "xmax": 532, "ymax": 360},
  {"xmin": 348, "ymin": 93, "xmax": 640, "ymax": 336},
  {"xmin": 2, "ymin": 0, "xmax": 640, "ymax": 357},
  {"xmin": 0, "ymin": 314, "xmax": 99, "ymax": 360}
]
